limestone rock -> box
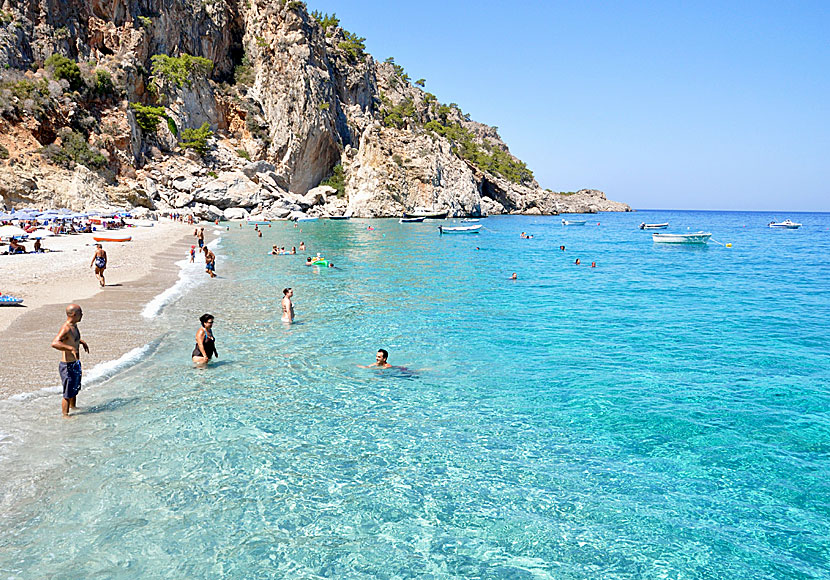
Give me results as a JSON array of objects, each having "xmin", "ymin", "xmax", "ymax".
[
  {"xmin": 192, "ymin": 172, "xmax": 260, "ymax": 209},
  {"xmin": 223, "ymin": 207, "xmax": 249, "ymax": 220}
]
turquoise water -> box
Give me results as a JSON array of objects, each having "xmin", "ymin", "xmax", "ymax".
[{"xmin": 1, "ymin": 211, "xmax": 829, "ymax": 578}]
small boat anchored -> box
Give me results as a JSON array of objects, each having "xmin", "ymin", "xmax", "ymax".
[
  {"xmin": 399, "ymin": 217, "xmax": 425, "ymax": 223},
  {"xmin": 639, "ymin": 222, "xmax": 669, "ymax": 230},
  {"xmin": 403, "ymin": 207, "xmax": 448, "ymax": 219},
  {"xmin": 438, "ymin": 224, "xmax": 482, "ymax": 234},
  {"xmin": 768, "ymin": 219, "xmax": 801, "ymax": 229},
  {"xmin": 652, "ymin": 232, "xmax": 712, "ymax": 244},
  {"xmin": 561, "ymin": 219, "xmax": 587, "ymax": 226},
  {"xmin": 0, "ymin": 294, "xmax": 24, "ymax": 306}
]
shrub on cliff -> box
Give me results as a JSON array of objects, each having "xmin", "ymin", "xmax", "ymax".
[
  {"xmin": 92, "ymin": 69, "xmax": 115, "ymax": 97},
  {"xmin": 0, "ymin": 144, "xmax": 9, "ymax": 159},
  {"xmin": 0, "ymin": 76, "xmax": 52, "ymax": 119},
  {"xmin": 42, "ymin": 129, "xmax": 107, "ymax": 170},
  {"xmin": 338, "ymin": 31, "xmax": 366, "ymax": 63},
  {"xmin": 381, "ymin": 98, "xmax": 416, "ymax": 129},
  {"xmin": 45, "ymin": 54, "xmax": 83, "ymax": 92},
  {"xmin": 310, "ymin": 11, "xmax": 339, "ymax": 33},
  {"xmin": 179, "ymin": 123, "xmax": 213, "ymax": 155},
  {"xmin": 320, "ymin": 164, "xmax": 345, "ymax": 198},
  {"xmin": 149, "ymin": 54, "xmax": 213, "ymax": 91},
  {"xmin": 130, "ymin": 103, "xmax": 167, "ymax": 132}
]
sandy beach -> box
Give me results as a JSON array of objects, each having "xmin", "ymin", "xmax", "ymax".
[{"xmin": 0, "ymin": 220, "xmax": 202, "ymax": 399}]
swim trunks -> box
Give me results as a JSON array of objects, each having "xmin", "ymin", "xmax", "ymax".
[
  {"xmin": 206, "ymin": 262, "xmax": 215, "ymax": 272},
  {"xmin": 198, "ymin": 239, "xmax": 204, "ymax": 248},
  {"xmin": 59, "ymin": 360, "xmax": 82, "ymax": 399}
]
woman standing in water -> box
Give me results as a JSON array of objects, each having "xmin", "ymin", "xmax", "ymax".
[{"xmin": 192, "ymin": 313, "xmax": 218, "ymax": 366}]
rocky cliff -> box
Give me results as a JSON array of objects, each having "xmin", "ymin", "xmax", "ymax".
[{"xmin": 0, "ymin": 0, "xmax": 631, "ymax": 218}]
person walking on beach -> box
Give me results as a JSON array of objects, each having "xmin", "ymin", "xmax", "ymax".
[
  {"xmin": 197, "ymin": 227, "xmax": 205, "ymax": 249},
  {"xmin": 190, "ymin": 245, "xmax": 196, "ymax": 262},
  {"xmin": 204, "ymin": 248, "xmax": 216, "ymax": 277},
  {"xmin": 359, "ymin": 349, "xmax": 392, "ymax": 369},
  {"xmin": 90, "ymin": 243, "xmax": 107, "ymax": 287},
  {"xmin": 51, "ymin": 304, "xmax": 89, "ymax": 416},
  {"xmin": 192, "ymin": 313, "xmax": 218, "ymax": 366},
  {"xmin": 281, "ymin": 288, "xmax": 294, "ymax": 323}
]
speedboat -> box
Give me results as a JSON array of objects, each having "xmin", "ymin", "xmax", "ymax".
[
  {"xmin": 327, "ymin": 215, "xmax": 351, "ymax": 220},
  {"xmin": 639, "ymin": 222, "xmax": 669, "ymax": 229},
  {"xmin": 438, "ymin": 224, "xmax": 481, "ymax": 234},
  {"xmin": 652, "ymin": 232, "xmax": 711, "ymax": 244},
  {"xmin": 403, "ymin": 207, "xmax": 448, "ymax": 219},
  {"xmin": 561, "ymin": 219, "xmax": 587, "ymax": 226},
  {"xmin": 461, "ymin": 218, "xmax": 480, "ymax": 223},
  {"xmin": 295, "ymin": 216, "xmax": 318, "ymax": 222},
  {"xmin": 399, "ymin": 217, "xmax": 425, "ymax": 223},
  {"xmin": 768, "ymin": 219, "xmax": 801, "ymax": 229}
]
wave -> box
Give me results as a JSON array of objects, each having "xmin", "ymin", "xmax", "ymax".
[{"xmin": 141, "ymin": 236, "xmax": 222, "ymax": 319}]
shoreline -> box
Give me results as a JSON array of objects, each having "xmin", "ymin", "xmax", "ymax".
[{"xmin": 0, "ymin": 221, "xmax": 203, "ymax": 400}]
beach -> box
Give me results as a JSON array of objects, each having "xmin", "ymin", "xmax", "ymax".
[{"xmin": 0, "ymin": 220, "xmax": 199, "ymax": 398}]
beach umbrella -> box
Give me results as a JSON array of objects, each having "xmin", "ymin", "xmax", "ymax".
[
  {"xmin": 30, "ymin": 228, "xmax": 56, "ymax": 238},
  {"xmin": 0, "ymin": 225, "xmax": 28, "ymax": 238}
]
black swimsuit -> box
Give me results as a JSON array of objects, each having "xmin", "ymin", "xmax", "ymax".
[{"xmin": 192, "ymin": 330, "xmax": 216, "ymax": 358}]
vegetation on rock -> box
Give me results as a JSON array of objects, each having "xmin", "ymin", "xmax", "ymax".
[
  {"xmin": 130, "ymin": 103, "xmax": 167, "ymax": 132},
  {"xmin": 150, "ymin": 54, "xmax": 213, "ymax": 91},
  {"xmin": 338, "ymin": 31, "xmax": 366, "ymax": 63},
  {"xmin": 179, "ymin": 122, "xmax": 213, "ymax": 155},
  {"xmin": 236, "ymin": 148, "xmax": 251, "ymax": 160},
  {"xmin": 310, "ymin": 10, "xmax": 339, "ymax": 33},
  {"xmin": 45, "ymin": 54, "xmax": 83, "ymax": 91},
  {"xmin": 42, "ymin": 129, "xmax": 107, "ymax": 170},
  {"xmin": 0, "ymin": 144, "xmax": 9, "ymax": 159},
  {"xmin": 320, "ymin": 163, "xmax": 345, "ymax": 197}
]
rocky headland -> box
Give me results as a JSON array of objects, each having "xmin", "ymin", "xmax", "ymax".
[{"xmin": 0, "ymin": 0, "xmax": 631, "ymax": 218}]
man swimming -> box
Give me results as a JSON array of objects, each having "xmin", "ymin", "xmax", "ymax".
[
  {"xmin": 281, "ymin": 288, "xmax": 294, "ymax": 323},
  {"xmin": 51, "ymin": 304, "xmax": 89, "ymax": 416},
  {"xmin": 359, "ymin": 349, "xmax": 392, "ymax": 369}
]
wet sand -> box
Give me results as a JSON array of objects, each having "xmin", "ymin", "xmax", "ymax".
[{"xmin": 0, "ymin": 224, "xmax": 198, "ymax": 399}]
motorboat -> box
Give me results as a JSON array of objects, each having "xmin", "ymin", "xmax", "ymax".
[
  {"xmin": 561, "ymin": 219, "xmax": 587, "ymax": 226},
  {"xmin": 327, "ymin": 215, "xmax": 351, "ymax": 220},
  {"xmin": 93, "ymin": 234, "xmax": 132, "ymax": 242},
  {"xmin": 652, "ymin": 232, "xmax": 712, "ymax": 244},
  {"xmin": 438, "ymin": 224, "xmax": 482, "ymax": 234},
  {"xmin": 768, "ymin": 219, "xmax": 801, "ymax": 229},
  {"xmin": 639, "ymin": 222, "xmax": 669, "ymax": 230},
  {"xmin": 247, "ymin": 220, "xmax": 271, "ymax": 225},
  {"xmin": 295, "ymin": 216, "xmax": 319, "ymax": 222},
  {"xmin": 403, "ymin": 207, "xmax": 448, "ymax": 219},
  {"xmin": 399, "ymin": 217, "xmax": 425, "ymax": 223},
  {"xmin": 461, "ymin": 218, "xmax": 480, "ymax": 223}
]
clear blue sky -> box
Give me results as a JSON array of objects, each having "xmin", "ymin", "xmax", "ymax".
[{"xmin": 307, "ymin": 0, "xmax": 829, "ymax": 211}]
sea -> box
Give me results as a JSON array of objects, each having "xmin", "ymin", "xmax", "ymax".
[{"xmin": 1, "ymin": 210, "xmax": 828, "ymax": 579}]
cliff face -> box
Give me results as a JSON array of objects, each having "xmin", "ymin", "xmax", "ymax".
[{"xmin": 0, "ymin": 0, "xmax": 631, "ymax": 217}]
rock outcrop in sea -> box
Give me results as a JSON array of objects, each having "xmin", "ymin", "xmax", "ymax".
[{"xmin": 0, "ymin": 0, "xmax": 631, "ymax": 218}]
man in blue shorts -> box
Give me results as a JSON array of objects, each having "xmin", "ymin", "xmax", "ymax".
[{"xmin": 51, "ymin": 304, "xmax": 89, "ymax": 417}]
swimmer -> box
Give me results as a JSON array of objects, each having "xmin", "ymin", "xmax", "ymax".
[
  {"xmin": 271, "ymin": 245, "xmax": 279, "ymax": 255},
  {"xmin": 191, "ymin": 313, "xmax": 218, "ymax": 366},
  {"xmin": 291, "ymin": 246, "xmax": 296, "ymax": 254},
  {"xmin": 281, "ymin": 288, "xmax": 295, "ymax": 323},
  {"xmin": 258, "ymin": 230, "xmax": 262, "ymax": 238},
  {"xmin": 51, "ymin": 304, "xmax": 89, "ymax": 416},
  {"xmin": 305, "ymin": 257, "xmax": 313, "ymax": 266},
  {"xmin": 575, "ymin": 258, "xmax": 580, "ymax": 265},
  {"xmin": 510, "ymin": 272, "xmax": 517, "ymax": 280},
  {"xmin": 560, "ymin": 246, "xmax": 565, "ymax": 251},
  {"xmin": 299, "ymin": 242, "xmax": 305, "ymax": 251},
  {"xmin": 359, "ymin": 349, "xmax": 392, "ymax": 369}
]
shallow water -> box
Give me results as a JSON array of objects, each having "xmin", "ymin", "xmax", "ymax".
[{"xmin": 1, "ymin": 211, "xmax": 829, "ymax": 578}]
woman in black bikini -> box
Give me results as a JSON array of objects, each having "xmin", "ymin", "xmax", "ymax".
[{"xmin": 192, "ymin": 313, "xmax": 218, "ymax": 366}]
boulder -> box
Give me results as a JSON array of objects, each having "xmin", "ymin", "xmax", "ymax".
[
  {"xmin": 241, "ymin": 160, "xmax": 276, "ymax": 180},
  {"xmin": 192, "ymin": 172, "xmax": 260, "ymax": 209},
  {"xmin": 224, "ymin": 207, "xmax": 249, "ymax": 220}
]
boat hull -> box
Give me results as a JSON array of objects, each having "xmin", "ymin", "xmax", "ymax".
[
  {"xmin": 652, "ymin": 232, "xmax": 711, "ymax": 244},
  {"xmin": 439, "ymin": 225, "xmax": 481, "ymax": 234},
  {"xmin": 640, "ymin": 223, "xmax": 669, "ymax": 229},
  {"xmin": 562, "ymin": 220, "xmax": 587, "ymax": 226},
  {"xmin": 403, "ymin": 211, "xmax": 448, "ymax": 219},
  {"xmin": 327, "ymin": 216, "xmax": 351, "ymax": 220},
  {"xmin": 93, "ymin": 235, "xmax": 132, "ymax": 242},
  {"xmin": 399, "ymin": 217, "xmax": 425, "ymax": 223}
]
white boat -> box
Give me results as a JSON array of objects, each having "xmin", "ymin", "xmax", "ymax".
[
  {"xmin": 768, "ymin": 219, "xmax": 801, "ymax": 229},
  {"xmin": 439, "ymin": 224, "xmax": 481, "ymax": 234},
  {"xmin": 295, "ymin": 216, "xmax": 318, "ymax": 222},
  {"xmin": 399, "ymin": 217, "xmax": 425, "ymax": 223},
  {"xmin": 639, "ymin": 222, "xmax": 669, "ymax": 230},
  {"xmin": 652, "ymin": 232, "xmax": 712, "ymax": 244},
  {"xmin": 403, "ymin": 207, "xmax": 448, "ymax": 219},
  {"xmin": 561, "ymin": 219, "xmax": 587, "ymax": 226},
  {"xmin": 461, "ymin": 218, "xmax": 480, "ymax": 223}
]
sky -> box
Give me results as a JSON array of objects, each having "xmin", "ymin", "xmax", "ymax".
[{"xmin": 306, "ymin": 0, "xmax": 829, "ymax": 211}]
